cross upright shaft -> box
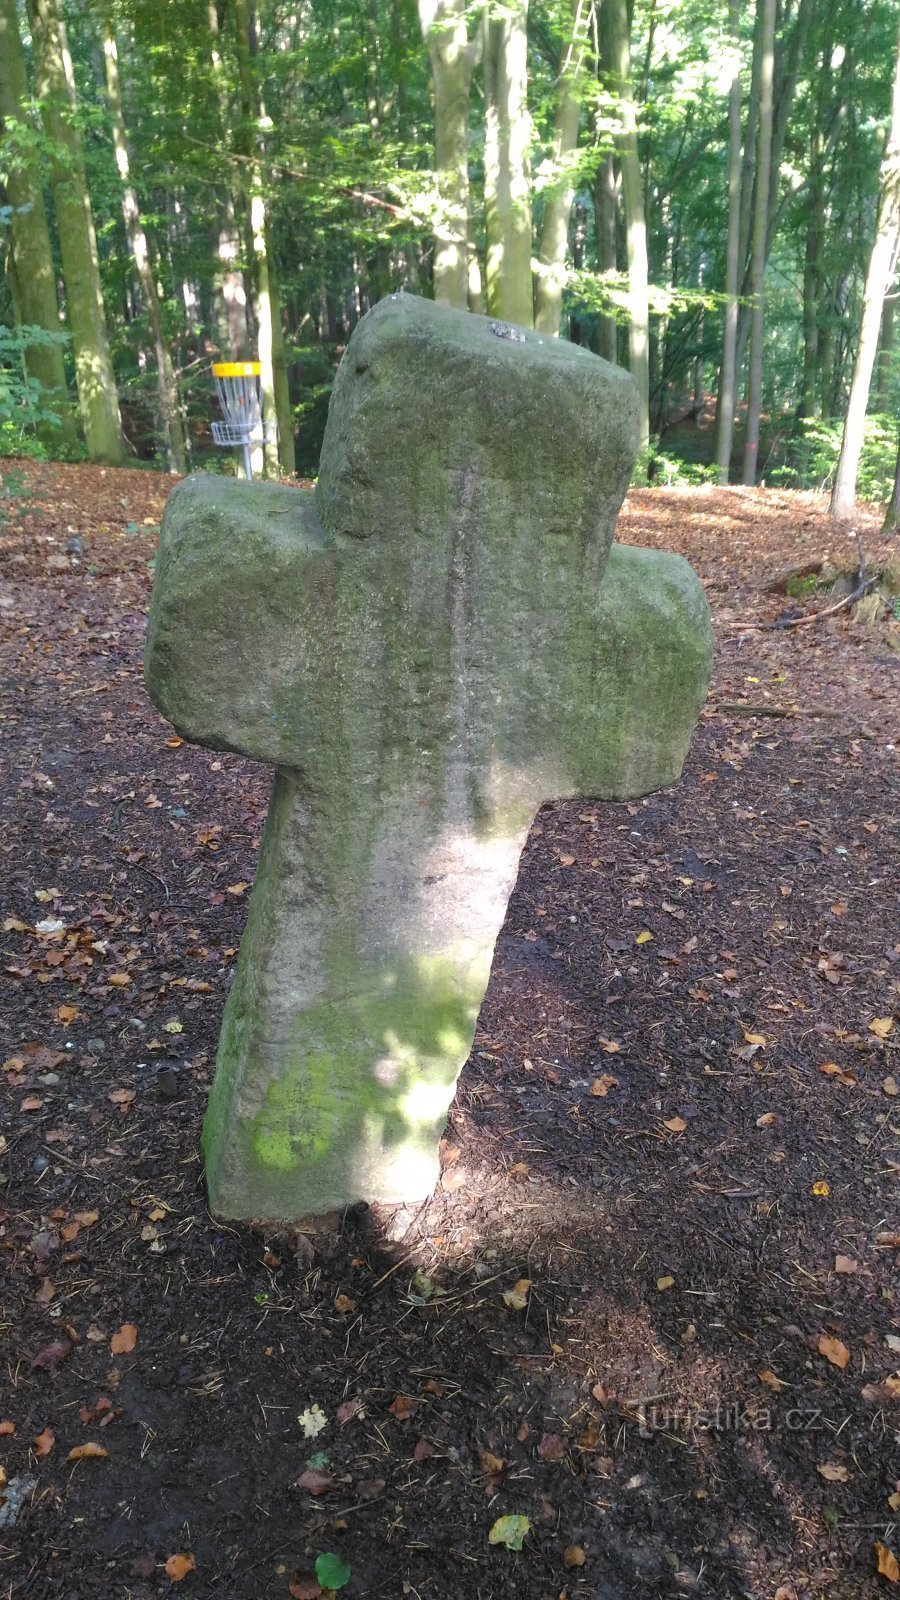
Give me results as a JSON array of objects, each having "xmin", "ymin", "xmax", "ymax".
[{"xmin": 145, "ymin": 296, "xmax": 713, "ymax": 1221}]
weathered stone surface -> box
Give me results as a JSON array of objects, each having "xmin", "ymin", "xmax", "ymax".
[{"xmin": 144, "ymin": 294, "xmax": 713, "ymax": 1221}]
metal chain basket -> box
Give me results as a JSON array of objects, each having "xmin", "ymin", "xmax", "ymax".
[{"xmin": 211, "ymin": 361, "xmax": 270, "ymax": 479}]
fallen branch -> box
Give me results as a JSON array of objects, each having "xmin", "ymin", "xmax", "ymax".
[
  {"xmin": 760, "ymin": 574, "xmax": 878, "ymax": 629},
  {"xmin": 732, "ymin": 573, "xmax": 879, "ymax": 634},
  {"xmin": 711, "ymin": 701, "xmax": 842, "ymax": 718}
]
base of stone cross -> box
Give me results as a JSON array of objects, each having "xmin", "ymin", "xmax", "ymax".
[{"xmin": 144, "ymin": 294, "xmax": 713, "ymax": 1223}]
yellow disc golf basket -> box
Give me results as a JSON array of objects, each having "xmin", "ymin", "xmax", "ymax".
[{"xmin": 211, "ymin": 361, "xmax": 268, "ymax": 479}]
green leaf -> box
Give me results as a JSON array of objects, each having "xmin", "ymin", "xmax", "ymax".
[
  {"xmin": 488, "ymin": 1514, "xmax": 531, "ymax": 1551},
  {"xmin": 314, "ymin": 1552, "xmax": 351, "ymax": 1591},
  {"xmin": 306, "ymin": 1450, "xmax": 329, "ymax": 1469}
]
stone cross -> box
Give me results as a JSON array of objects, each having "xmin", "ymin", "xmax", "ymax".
[{"xmin": 145, "ymin": 295, "xmax": 713, "ymax": 1222}]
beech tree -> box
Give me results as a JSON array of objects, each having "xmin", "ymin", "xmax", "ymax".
[
  {"xmin": 418, "ymin": 0, "xmax": 481, "ymax": 310},
  {"xmin": 606, "ymin": 0, "xmax": 649, "ymax": 466},
  {"xmin": 0, "ymin": 0, "xmax": 77, "ymax": 449},
  {"xmin": 483, "ymin": 0, "xmax": 534, "ymax": 326},
  {"xmin": 713, "ymin": 0, "xmax": 743, "ymax": 483},
  {"xmin": 0, "ymin": 0, "xmax": 898, "ymax": 503},
  {"xmin": 830, "ymin": 18, "xmax": 900, "ymax": 519},
  {"xmin": 741, "ymin": 0, "xmax": 775, "ymax": 486},
  {"xmin": 102, "ymin": 20, "xmax": 186, "ymax": 473},
  {"xmin": 533, "ymin": 0, "xmax": 589, "ymax": 336},
  {"xmin": 28, "ymin": 0, "xmax": 125, "ymax": 464}
]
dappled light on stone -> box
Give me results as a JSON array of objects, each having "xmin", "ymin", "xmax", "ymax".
[{"xmin": 144, "ymin": 294, "xmax": 713, "ymax": 1221}]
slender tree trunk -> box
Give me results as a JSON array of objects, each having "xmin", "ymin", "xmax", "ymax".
[
  {"xmin": 592, "ymin": 153, "xmax": 618, "ymax": 364},
  {"xmin": 28, "ymin": 0, "xmax": 125, "ymax": 464},
  {"xmin": 735, "ymin": 0, "xmax": 812, "ymax": 393},
  {"xmin": 713, "ymin": 0, "xmax": 742, "ymax": 483},
  {"xmin": 607, "ymin": 0, "xmax": 649, "ymax": 467},
  {"xmin": 266, "ymin": 236, "xmax": 294, "ymax": 474},
  {"xmin": 741, "ymin": 0, "xmax": 775, "ymax": 485},
  {"xmin": 831, "ymin": 24, "xmax": 900, "ymax": 519},
  {"xmin": 875, "ymin": 296, "xmax": 894, "ymax": 412},
  {"xmin": 207, "ymin": 1, "xmax": 252, "ymax": 357},
  {"xmin": 232, "ymin": 0, "xmax": 294, "ymax": 476},
  {"xmin": 799, "ymin": 48, "xmax": 828, "ymax": 426},
  {"xmin": 102, "ymin": 25, "xmax": 185, "ymax": 473},
  {"xmin": 483, "ymin": 0, "xmax": 534, "ymax": 327},
  {"xmin": 418, "ymin": 0, "xmax": 479, "ymax": 311},
  {"xmin": 0, "ymin": 0, "xmax": 78, "ymax": 450},
  {"xmin": 467, "ymin": 214, "xmax": 484, "ymax": 313},
  {"xmin": 533, "ymin": 0, "xmax": 589, "ymax": 336}
]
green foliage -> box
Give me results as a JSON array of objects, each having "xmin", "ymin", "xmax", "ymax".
[
  {"xmin": 774, "ymin": 415, "xmax": 899, "ymax": 503},
  {"xmin": 0, "ymin": 325, "xmax": 72, "ymax": 457},
  {"xmin": 1, "ymin": 0, "xmax": 898, "ymax": 485},
  {"xmin": 648, "ymin": 451, "xmax": 720, "ymax": 487}
]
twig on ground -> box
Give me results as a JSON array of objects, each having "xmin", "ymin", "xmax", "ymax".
[{"xmin": 711, "ymin": 702, "xmax": 842, "ymax": 718}]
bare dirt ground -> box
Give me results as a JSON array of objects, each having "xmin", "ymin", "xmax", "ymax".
[{"xmin": 1, "ymin": 462, "xmax": 898, "ymax": 1600}]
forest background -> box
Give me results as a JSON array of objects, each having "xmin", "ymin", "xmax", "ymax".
[{"xmin": 2, "ymin": 0, "xmax": 900, "ymax": 521}]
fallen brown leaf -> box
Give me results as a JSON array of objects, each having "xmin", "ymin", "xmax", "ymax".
[
  {"xmin": 295, "ymin": 1468, "xmax": 337, "ymax": 1496},
  {"xmin": 758, "ymin": 1369, "xmax": 788, "ymax": 1392},
  {"xmin": 31, "ymin": 1338, "xmax": 73, "ymax": 1373},
  {"xmin": 563, "ymin": 1546, "xmax": 586, "ymax": 1568},
  {"xmin": 537, "ymin": 1433, "xmax": 565, "ymax": 1462},
  {"xmin": 33, "ymin": 1427, "xmax": 55, "ymax": 1457},
  {"xmin": 817, "ymin": 1334, "xmax": 850, "ymax": 1369},
  {"xmin": 817, "ymin": 1462, "xmax": 850, "ymax": 1482},
  {"xmin": 875, "ymin": 1542, "xmax": 900, "ymax": 1583},
  {"xmin": 502, "ymin": 1278, "xmax": 532, "ymax": 1310},
  {"xmin": 110, "ymin": 1323, "xmax": 137, "ymax": 1355},
  {"xmin": 288, "ymin": 1572, "xmax": 323, "ymax": 1600},
  {"xmin": 819, "ymin": 1062, "xmax": 857, "ymax": 1086},
  {"xmin": 861, "ymin": 1377, "xmax": 900, "ymax": 1403},
  {"xmin": 387, "ymin": 1395, "xmax": 418, "ymax": 1420},
  {"xmin": 165, "ymin": 1553, "xmax": 196, "ymax": 1582},
  {"xmin": 67, "ymin": 1441, "xmax": 108, "ymax": 1461}
]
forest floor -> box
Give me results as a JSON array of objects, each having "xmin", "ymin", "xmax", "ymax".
[{"xmin": 0, "ymin": 460, "xmax": 899, "ymax": 1600}]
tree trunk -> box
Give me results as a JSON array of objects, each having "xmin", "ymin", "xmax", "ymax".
[
  {"xmin": 713, "ymin": 0, "xmax": 742, "ymax": 483},
  {"xmin": 0, "ymin": 0, "xmax": 78, "ymax": 450},
  {"xmin": 533, "ymin": 0, "xmax": 589, "ymax": 336},
  {"xmin": 831, "ymin": 23, "xmax": 900, "ymax": 519},
  {"xmin": 418, "ymin": 0, "xmax": 479, "ymax": 311},
  {"xmin": 483, "ymin": 0, "xmax": 534, "ymax": 328},
  {"xmin": 207, "ymin": 2, "xmax": 252, "ymax": 359},
  {"xmin": 592, "ymin": 153, "xmax": 618, "ymax": 364},
  {"xmin": 875, "ymin": 296, "xmax": 894, "ymax": 412},
  {"xmin": 102, "ymin": 24, "xmax": 186, "ymax": 473},
  {"xmin": 232, "ymin": 0, "xmax": 294, "ymax": 477},
  {"xmin": 28, "ymin": 0, "xmax": 126, "ymax": 464},
  {"xmin": 606, "ymin": 0, "xmax": 649, "ymax": 467},
  {"xmin": 741, "ymin": 0, "xmax": 775, "ymax": 486}
]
